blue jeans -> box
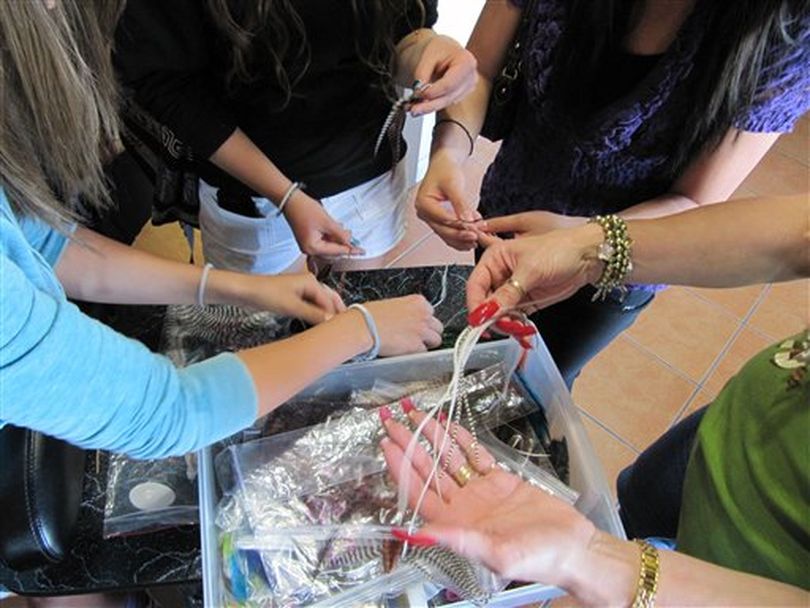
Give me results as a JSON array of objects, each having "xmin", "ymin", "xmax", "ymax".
[
  {"xmin": 617, "ymin": 407, "xmax": 708, "ymax": 539},
  {"xmin": 528, "ymin": 285, "xmax": 655, "ymax": 388}
]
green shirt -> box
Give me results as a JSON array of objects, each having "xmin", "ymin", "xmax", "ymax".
[{"xmin": 677, "ymin": 333, "xmax": 809, "ymax": 589}]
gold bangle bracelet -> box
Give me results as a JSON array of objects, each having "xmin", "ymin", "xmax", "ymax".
[{"xmin": 632, "ymin": 539, "xmax": 660, "ymax": 608}]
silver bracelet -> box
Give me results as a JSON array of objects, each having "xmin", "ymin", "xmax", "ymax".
[
  {"xmin": 349, "ymin": 303, "xmax": 381, "ymax": 361},
  {"xmin": 275, "ymin": 181, "xmax": 305, "ymax": 217},
  {"xmin": 197, "ymin": 263, "xmax": 214, "ymax": 307}
]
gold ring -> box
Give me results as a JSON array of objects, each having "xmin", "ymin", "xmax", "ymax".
[
  {"xmin": 507, "ymin": 277, "xmax": 527, "ymax": 299},
  {"xmin": 451, "ymin": 464, "xmax": 474, "ymax": 487}
]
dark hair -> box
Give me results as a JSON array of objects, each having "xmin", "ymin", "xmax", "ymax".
[
  {"xmin": 555, "ymin": 0, "xmax": 808, "ymax": 173},
  {"xmin": 205, "ymin": 0, "xmax": 426, "ymax": 106}
]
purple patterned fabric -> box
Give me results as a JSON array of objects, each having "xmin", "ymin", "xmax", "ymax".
[{"xmin": 481, "ymin": 1, "xmax": 810, "ymax": 219}]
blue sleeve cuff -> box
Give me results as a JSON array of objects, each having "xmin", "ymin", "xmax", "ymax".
[{"xmin": 177, "ymin": 352, "xmax": 259, "ymax": 446}]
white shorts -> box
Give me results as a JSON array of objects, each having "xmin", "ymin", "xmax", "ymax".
[{"xmin": 198, "ymin": 162, "xmax": 409, "ymax": 274}]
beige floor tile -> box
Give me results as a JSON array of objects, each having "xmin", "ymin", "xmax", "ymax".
[
  {"xmin": 686, "ymin": 284, "xmax": 766, "ymax": 319},
  {"xmin": 702, "ymin": 327, "xmax": 773, "ymax": 397},
  {"xmin": 774, "ymin": 114, "xmax": 809, "ymax": 166},
  {"xmin": 748, "ymin": 285, "xmax": 809, "ymax": 340},
  {"xmin": 739, "ymin": 150, "xmax": 809, "ymax": 196},
  {"xmin": 625, "ymin": 288, "xmax": 739, "ymax": 382},
  {"xmin": 677, "ymin": 388, "xmax": 715, "ymax": 422},
  {"xmin": 388, "ymin": 232, "xmax": 474, "ymax": 268},
  {"xmin": 580, "ymin": 415, "xmax": 638, "ymax": 497},
  {"xmin": 572, "ymin": 336, "xmax": 697, "ymax": 451},
  {"xmin": 766, "ymin": 279, "xmax": 810, "ymax": 318}
]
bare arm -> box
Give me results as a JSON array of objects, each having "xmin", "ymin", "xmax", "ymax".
[
  {"xmin": 467, "ymin": 193, "xmax": 809, "ymax": 311},
  {"xmin": 569, "ymin": 530, "xmax": 808, "ymax": 607},
  {"xmin": 627, "ymin": 192, "xmax": 810, "ymax": 286},
  {"xmin": 56, "ymin": 227, "xmax": 345, "ymax": 324},
  {"xmin": 619, "ymin": 129, "xmax": 781, "ymax": 220}
]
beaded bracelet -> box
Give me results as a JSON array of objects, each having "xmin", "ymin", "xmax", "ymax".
[{"xmin": 588, "ymin": 214, "xmax": 633, "ymax": 302}]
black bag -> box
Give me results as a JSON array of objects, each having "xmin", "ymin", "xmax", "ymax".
[
  {"xmin": 480, "ymin": 0, "xmax": 537, "ymax": 142},
  {"xmin": 119, "ymin": 96, "xmax": 201, "ymax": 228},
  {"xmin": 0, "ymin": 425, "xmax": 86, "ymax": 569}
]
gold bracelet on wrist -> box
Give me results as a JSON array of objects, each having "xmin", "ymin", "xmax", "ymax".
[
  {"xmin": 588, "ymin": 214, "xmax": 633, "ymax": 302},
  {"xmin": 632, "ymin": 539, "xmax": 660, "ymax": 608}
]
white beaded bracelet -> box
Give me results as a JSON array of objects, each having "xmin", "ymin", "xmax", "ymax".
[
  {"xmin": 197, "ymin": 263, "xmax": 214, "ymax": 307},
  {"xmin": 275, "ymin": 181, "xmax": 305, "ymax": 217},
  {"xmin": 349, "ymin": 303, "xmax": 381, "ymax": 361}
]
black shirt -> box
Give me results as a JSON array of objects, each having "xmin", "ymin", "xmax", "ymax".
[{"xmin": 115, "ymin": 0, "xmax": 438, "ymax": 201}]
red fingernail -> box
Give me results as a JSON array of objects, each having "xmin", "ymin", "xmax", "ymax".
[
  {"xmin": 401, "ymin": 397, "xmax": 415, "ymax": 415},
  {"xmin": 379, "ymin": 405, "xmax": 392, "ymax": 424},
  {"xmin": 468, "ymin": 301, "xmax": 500, "ymax": 326},
  {"xmin": 517, "ymin": 336, "xmax": 534, "ymax": 350},
  {"xmin": 438, "ymin": 411, "xmax": 448, "ymax": 425},
  {"xmin": 495, "ymin": 318, "xmax": 537, "ymax": 337},
  {"xmin": 391, "ymin": 528, "xmax": 438, "ymax": 547}
]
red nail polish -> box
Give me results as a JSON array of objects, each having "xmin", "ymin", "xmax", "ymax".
[
  {"xmin": 391, "ymin": 528, "xmax": 438, "ymax": 547},
  {"xmin": 438, "ymin": 411, "xmax": 448, "ymax": 425},
  {"xmin": 517, "ymin": 336, "xmax": 534, "ymax": 350},
  {"xmin": 379, "ymin": 405, "xmax": 392, "ymax": 424},
  {"xmin": 468, "ymin": 301, "xmax": 500, "ymax": 326},
  {"xmin": 496, "ymin": 318, "xmax": 537, "ymax": 337},
  {"xmin": 401, "ymin": 397, "xmax": 415, "ymax": 415}
]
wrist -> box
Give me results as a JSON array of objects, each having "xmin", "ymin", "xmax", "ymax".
[
  {"xmin": 204, "ymin": 269, "xmax": 253, "ymax": 307},
  {"xmin": 342, "ymin": 307, "xmax": 375, "ymax": 354},
  {"xmin": 575, "ymin": 223, "xmax": 608, "ymax": 286},
  {"xmin": 563, "ymin": 531, "xmax": 638, "ymax": 607},
  {"xmin": 430, "ymin": 143, "xmax": 468, "ymax": 168}
]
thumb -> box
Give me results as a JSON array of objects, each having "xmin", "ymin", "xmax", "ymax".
[
  {"xmin": 293, "ymin": 300, "xmax": 332, "ymax": 326},
  {"xmin": 443, "ymin": 179, "xmax": 474, "ymax": 222}
]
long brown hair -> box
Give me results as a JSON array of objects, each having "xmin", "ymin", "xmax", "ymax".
[
  {"xmin": 0, "ymin": 0, "xmax": 124, "ymax": 229},
  {"xmin": 554, "ymin": 0, "xmax": 808, "ymax": 174},
  {"xmin": 205, "ymin": 0, "xmax": 426, "ymax": 106}
]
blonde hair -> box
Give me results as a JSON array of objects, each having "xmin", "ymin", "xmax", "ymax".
[{"xmin": 0, "ymin": 0, "xmax": 123, "ymax": 230}]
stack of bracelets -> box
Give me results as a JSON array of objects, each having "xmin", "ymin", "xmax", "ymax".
[{"xmin": 588, "ymin": 214, "xmax": 634, "ymax": 302}]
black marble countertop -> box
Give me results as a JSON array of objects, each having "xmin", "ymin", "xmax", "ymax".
[{"xmin": 0, "ymin": 264, "xmax": 471, "ymax": 596}]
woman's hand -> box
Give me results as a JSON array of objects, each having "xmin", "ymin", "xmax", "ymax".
[
  {"xmin": 381, "ymin": 409, "xmax": 596, "ymax": 587},
  {"xmin": 415, "ymin": 151, "xmax": 483, "ymax": 250},
  {"xmin": 406, "ymin": 34, "xmax": 477, "ymax": 116},
  {"xmin": 361, "ymin": 295, "xmax": 444, "ymax": 356},
  {"xmin": 284, "ymin": 193, "xmax": 364, "ymax": 258},
  {"xmin": 481, "ymin": 211, "xmax": 586, "ymax": 238},
  {"xmin": 206, "ymin": 271, "xmax": 344, "ymax": 325},
  {"xmin": 466, "ymin": 223, "xmax": 606, "ymax": 314}
]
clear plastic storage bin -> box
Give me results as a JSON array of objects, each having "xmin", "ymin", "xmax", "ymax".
[{"xmin": 198, "ymin": 339, "xmax": 624, "ymax": 607}]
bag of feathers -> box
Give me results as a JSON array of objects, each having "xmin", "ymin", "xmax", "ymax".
[{"xmin": 213, "ymin": 362, "xmax": 577, "ymax": 607}]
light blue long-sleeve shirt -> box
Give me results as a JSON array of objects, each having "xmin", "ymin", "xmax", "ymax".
[{"xmin": 0, "ymin": 189, "xmax": 257, "ymax": 459}]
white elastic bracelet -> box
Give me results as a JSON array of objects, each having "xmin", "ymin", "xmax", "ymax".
[
  {"xmin": 197, "ymin": 263, "xmax": 214, "ymax": 307},
  {"xmin": 349, "ymin": 303, "xmax": 381, "ymax": 361},
  {"xmin": 275, "ymin": 181, "xmax": 305, "ymax": 217}
]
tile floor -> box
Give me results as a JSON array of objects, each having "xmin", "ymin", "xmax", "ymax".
[{"xmin": 134, "ymin": 114, "xmax": 808, "ymax": 500}]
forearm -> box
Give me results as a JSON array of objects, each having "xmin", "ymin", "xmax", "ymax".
[
  {"xmin": 237, "ymin": 309, "xmax": 372, "ymax": 417},
  {"xmin": 567, "ymin": 532, "xmax": 808, "ymax": 607},
  {"xmin": 57, "ymin": 227, "xmax": 255, "ymax": 306},
  {"xmin": 431, "ymin": 79, "xmax": 492, "ymax": 163},
  {"xmin": 209, "ymin": 128, "xmax": 296, "ymax": 204},
  {"xmin": 627, "ymin": 194, "xmax": 810, "ymax": 287},
  {"xmin": 617, "ymin": 193, "xmax": 701, "ymax": 220}
]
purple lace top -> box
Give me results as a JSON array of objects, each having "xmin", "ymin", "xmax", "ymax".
[{"xmin": 480, "ymin": 1, "xmax": 810, "ymax": 219}]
